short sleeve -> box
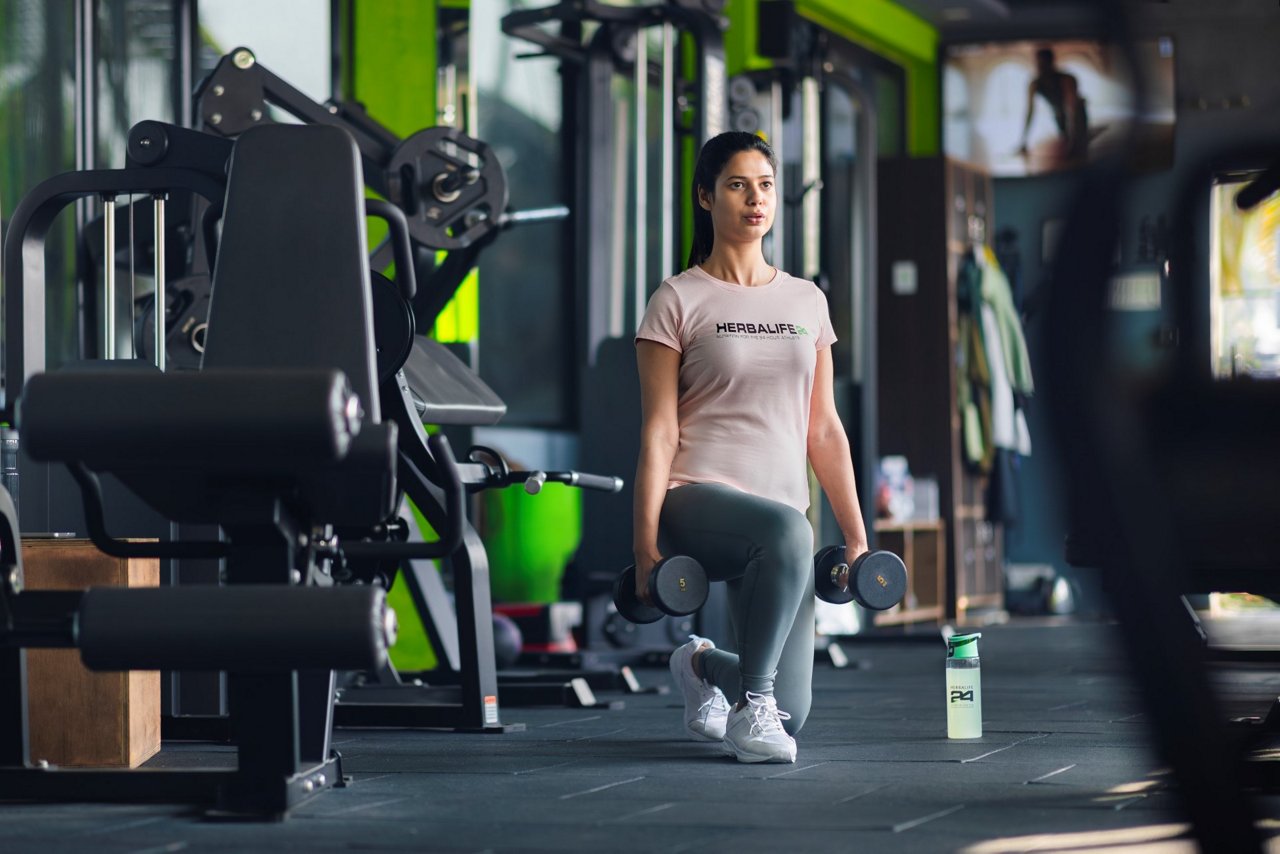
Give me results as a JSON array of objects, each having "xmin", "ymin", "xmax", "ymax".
[
  {"xmin": 814, "ymin": 284, "xmax": 837, "ymax": 350},
  {"xmin": 635, "ymin": 280, "xmax": 684, "ymax": 352}
]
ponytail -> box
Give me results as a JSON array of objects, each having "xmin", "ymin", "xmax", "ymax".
[{"xmin": 687, "ymin": 192, "xmax": 715, "ymax": 268}]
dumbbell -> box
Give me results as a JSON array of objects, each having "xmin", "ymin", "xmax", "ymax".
[
  {"xmin": 613, "ymin": 556, "xmax": 709, "ymax": 624},
  {"xmin": 814, "ymin": 546, "xmax": 907, "ymax": 610}
]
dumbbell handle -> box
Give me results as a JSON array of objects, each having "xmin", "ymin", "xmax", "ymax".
[
  {"xmin": 827, "ymin": 550, "xmax": 893, "ymax": 596},
  {"xmin": 828, "ymin": 548, "xmax": 874, "ymax": 593},
  {"xmin": 830, "ymin": 562, "xmax": 852, "ymax": 593}
]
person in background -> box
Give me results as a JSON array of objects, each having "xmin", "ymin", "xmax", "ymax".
[{"xmin": 1018, "ymin": 45, "xmax": 1089, "ymax": 163}]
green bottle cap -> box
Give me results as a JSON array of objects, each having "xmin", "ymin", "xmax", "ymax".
[{"xmin": 947, "ymin": 633, "xmax": 982, "ymax": 659}]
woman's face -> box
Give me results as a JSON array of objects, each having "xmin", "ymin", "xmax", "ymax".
[{"xmin": 699, "ymin": 149, "xmax": 776, "ymax": 246}]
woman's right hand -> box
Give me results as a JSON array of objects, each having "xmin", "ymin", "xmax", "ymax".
[{"xmin": 634, "ymin": 550, "xmax": 663, "ymax": 606}]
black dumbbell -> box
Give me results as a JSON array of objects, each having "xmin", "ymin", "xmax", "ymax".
[
  {"xmin": 813, "ymin": 546, "xmax": 907, "ymax": 610},
  {"xmin": 613, "ymin": 556, "xmax": 709, "ymax": 624}
]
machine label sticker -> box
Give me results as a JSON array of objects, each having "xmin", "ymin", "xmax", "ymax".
[{"xmin": 484, "ymin": 695, "xmax": 499, "ymax": 725}]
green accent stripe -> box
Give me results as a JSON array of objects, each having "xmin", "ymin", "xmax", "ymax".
[
  {"xmin": 798, "ymin": 0, "xmax": 935, "ymax": 64},
  {"xmin": 723, "ymin": 0, "xmax": 772, "ymax": 73},
  {"xmin": 793, "ymin": 1, "xmax": 938, "ymax": 156},
  {"xmin": 722, "ymin": 1, "xmax": 939, "ymax": 157}
]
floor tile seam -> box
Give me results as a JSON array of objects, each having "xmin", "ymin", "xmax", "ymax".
[
  {"xmin": 283, "ymin": 812, "xmax": 1028, "ymax": 836},
  {"xmin": 342, "ymin": 755, "xmax": 1146, "ymax": 771}
]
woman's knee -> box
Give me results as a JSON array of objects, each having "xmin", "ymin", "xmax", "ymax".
[
  {"xmin": 747, "ymin": 507, "xmax": 819, "ymax": 568},
  {"xmin": 756, "ymin": 508, "xmax": 813, "ymax": 582}
]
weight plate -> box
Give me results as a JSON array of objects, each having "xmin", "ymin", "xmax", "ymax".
[
  {"xmin": 731, "ymin": 107, "xmax": 761, "ymax": 134},
  {"xmin": 614, "ymin": 565, "xmax": 663, "ymax": 624},
  {"xmin": 728, "ymin": 75, "xmax": 758, "ymax": 105},
  {"xmin": 370, "ymin": 271, "xmax": 415, "ymax": 383},
  {"xmin": 853, "ymin": 551, "xmax": 908, "ymax": 611},
  {"xmin": 813, "ymin": 545, "xmax": 853, "ymax": 605},
  {"xmin": 650, "ymin": 555, "xmax": 708, "ymax": 617},
  {"xmin": 135, "ymin": 274, "xmax": 211, "ymax": 370},
  {"xmin": 665, "ymin": 615, "xmax": 695, "ymax": 645},
  {"xmin": 386, "ymin": 127, "xmax": 509, "ymax": 252},
  {"xmin": 602, "ymin": 610, "xmax": 641, "ymax": 648}
]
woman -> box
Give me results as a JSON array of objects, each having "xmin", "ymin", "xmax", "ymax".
[{"xmin": 633, "ymin": 131, "xmax": 868, "ymax": 764}]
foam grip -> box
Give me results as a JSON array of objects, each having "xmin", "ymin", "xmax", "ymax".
[
  {"xmin": 22, "ymin": 367, "xmax": 362, "ymax": 471},
  {"xmin": 567, "ymin": 472, "xmax": 624, "ymax": 493},
  {"xmin": 77, "ymin": 585, "xmax": 393, "ymax": 672}
]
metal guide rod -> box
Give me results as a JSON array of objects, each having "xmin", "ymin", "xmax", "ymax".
[
  {"xmin": 436, "ymin": 63, "xmax": 458, "ymax": 128},
  {"xmin": 769, "ymin": 79, "xmax": 784, "ymax": 268},
  {"xmin": 801, "ymin": 77, "xmax": 821, "ymax": 280},
  {"xmin": 703, "ymin": 52, "xmax": 727, "ymax": 140},
  {"xmin": 850, "ymin": 97, "xmax": 866, "ymax": 385},
  {"xmin": 660, "ymin": 23, "xmax": 675, "ymax": 281},
  {"xmin": 127, "ymin": 194, "xmax": 135, "ymax": 332},
  {"xmin": 608, "ymin": 107, "xmax": 628, "ymax": 339},
  {"xmin": 633, "ymin": 27, "xmax": 648, "ymax": 334},
  {"xmin": 102, "ymin": 194, "xmax": 116, "ymax": 359},
  {"xmin": 154, "ymin": 194, "xmax": 166, "ymax": 371}
]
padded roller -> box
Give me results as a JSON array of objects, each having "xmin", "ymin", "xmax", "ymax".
[
  {"xmin": 22, "ymin": 367, "xmax": 362, "ymax": 471},
  {"xmin": 77, "ymin": 586, "xmax": 394, "ymax": 672}
]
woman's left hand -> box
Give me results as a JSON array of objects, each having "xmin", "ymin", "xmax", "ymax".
[{"xmin": 844, "ymin": 541, "xmax": 870, "ymax": 565}]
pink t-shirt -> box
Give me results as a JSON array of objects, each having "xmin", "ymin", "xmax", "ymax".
[{"xmin": 635, "ymin": 265, "xmax": 837, "ymax": 513}]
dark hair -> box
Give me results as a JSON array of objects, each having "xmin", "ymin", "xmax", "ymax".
[
  {"xmin": 687, "ymin": 131, "xmax": 779, "ymax": 268},
  {"xmin": 1035, "ymin": 46, "xmax": 1055, "ymax": 65}
]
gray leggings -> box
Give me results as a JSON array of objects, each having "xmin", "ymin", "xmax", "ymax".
[{"xmin": 659, "ymin": 483, "xmax": 816, "ymax": 735}]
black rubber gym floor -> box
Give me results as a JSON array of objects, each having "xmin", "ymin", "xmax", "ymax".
[{"xmin": 7, "ymin": 619, "xmax": 1280, "ymax": 853}]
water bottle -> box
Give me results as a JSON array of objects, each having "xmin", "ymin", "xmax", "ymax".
[{"xmin": 946, "ymin": 632, "xmax": 982, "ymax": 739}]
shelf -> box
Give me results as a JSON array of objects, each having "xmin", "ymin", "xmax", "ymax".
[
  {"xmin": 874, "ymin": 518, "xmax": 943, "ymax": 533},
  {"xmin": 873, "ymin": 518, "xmax": 945, "ymax": 627},
  {"xmin": 874, "ymin": 605, "xmax": 945, "ymax": 627}
]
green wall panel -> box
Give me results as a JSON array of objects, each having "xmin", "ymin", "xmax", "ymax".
[
  {"xmin": 351, "ymin": 3, "xmax": 437, "ymax": 134},
  {"xmin": 350, "ymin": 1, "xmax": 477, "ymax": 343}
]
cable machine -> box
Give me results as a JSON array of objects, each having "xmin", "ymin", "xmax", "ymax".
[{"xmin": 503, "ymin": 0, "xmax": 732, "ymax": 658}]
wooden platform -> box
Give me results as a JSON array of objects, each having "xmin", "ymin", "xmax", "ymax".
[{"xmin": 21, "ymin": 539, "xmax": 160, "ymax": 769}]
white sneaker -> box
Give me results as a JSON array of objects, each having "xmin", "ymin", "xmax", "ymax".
[
  {"xmin": 722, "ymin": 691, "xmax": 797, "ymax": 764},
  {"xmin": 668, "ymin": 635, "xmax": 730, "ymax": 741}
]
